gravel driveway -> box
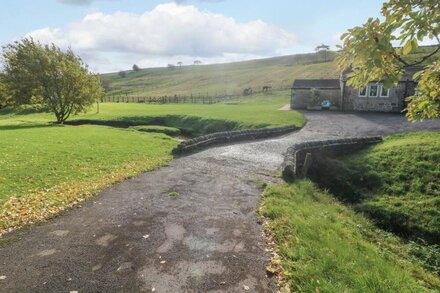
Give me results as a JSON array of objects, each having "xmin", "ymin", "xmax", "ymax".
[{"xmin": 0, "ymin": 112, "xmax": 438, "ymax": 292}]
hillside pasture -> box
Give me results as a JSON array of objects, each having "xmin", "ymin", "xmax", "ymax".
[{"xmin": 101, "ymin": 54, "xmax": 339, "ymax": 98}]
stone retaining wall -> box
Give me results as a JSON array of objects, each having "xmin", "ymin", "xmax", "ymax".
[
  {"xmin": 282, "ymin": 136, "xmax": 383, "ymax": 179},
  {"xmin": 173, "ymin": 125, "xmax": 298, "ymax": 155}
]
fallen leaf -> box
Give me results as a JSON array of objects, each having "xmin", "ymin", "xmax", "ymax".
[
  {"xmin": 0, "ymin": 276, "xmax": 6, "ymax": 280},
  {"xmin": 151, "ymin": 288, "xmax": 156, "ymax": 292},
  {"xmin": 160, "ymin": 260, "xmax": 166, "ymax": 264},
  {"xmin": 243, "ymin": 285, "xmax": 250, "ymax": 291},
  {"xmin": 143, "ymin": 234, "xmax": 150, "ymax": 239}
]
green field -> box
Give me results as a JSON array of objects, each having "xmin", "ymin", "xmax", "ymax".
[
  {"xmin": 261, "ymin": 181, "xmax": 439, "ymax": 292},
  {"xmin": 0, "ymin": 91, "xmax": 303, "ymax": 234}
]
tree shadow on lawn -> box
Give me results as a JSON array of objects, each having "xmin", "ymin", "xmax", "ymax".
[
  {"xmin": 68, "ymin": 115, "xmax": 243, "ymax": 137},
  {"xmin": 0, "ymin": 106, "xmax": 49, "ymax": 116},
  {"xmin": 0, "ymin": 123, "xmax": 58, "ymax": 131}
]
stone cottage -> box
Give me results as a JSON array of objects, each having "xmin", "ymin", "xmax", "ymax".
[{"xmin": 290, "ymin": 67, "xmax": 421, "ymax": 113}]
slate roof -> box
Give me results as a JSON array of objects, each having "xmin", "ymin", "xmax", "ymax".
[
  {"xmin": 340, "ymin": 66, "xmax": 424, "ymax": 82},
  {"xmin": 401, "ymin": 66, "xmax": 424, "ymax": 80},
  {"xmin": 292, "ymin": 79, "xmax": 340, "ymax": 89}
]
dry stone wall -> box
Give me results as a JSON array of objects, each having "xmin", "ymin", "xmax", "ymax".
[
  {"xmin": 282, "ymin": 137, "xmax": 383, "ymax": 179},
  {"xmin": 173, "ymin": 125, "xmax": 298, "ymax": 155}
]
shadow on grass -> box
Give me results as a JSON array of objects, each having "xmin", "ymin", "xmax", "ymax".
[
  {"xmin": 67, "ymin": 115, "xmax": 251, "ymax": 137},
  {"xmin": 0, "ymin": 106, "xmax": 50, "ymax": 116},
  {"xmin": 0, "ymin": 123, "xmax": 57, "ymax": 131}
]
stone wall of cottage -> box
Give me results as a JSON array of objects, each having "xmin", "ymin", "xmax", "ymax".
[
  {"xmin": 342, "ymin": 81, "xmax": 416, "ymax": 112},
  {"xmin": 291, "ymin": 88, "xmax": 341, "ymax": 109}
]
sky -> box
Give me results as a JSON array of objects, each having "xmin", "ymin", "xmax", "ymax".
[{"xmin": 0, "ymin": 0, "xmax": 389, "ymax": 73}]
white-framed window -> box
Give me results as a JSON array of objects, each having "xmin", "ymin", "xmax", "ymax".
[
  {"xmin": 369, "ymin": 84, "xmax": 379, "ymax": 97},
  {"xmin": 379, "ymin": 85, "xmax": 390, "ymax": 97},
  {"xmin": 358, "ymin": 83, "xmax": 390, "ymax": 98},
  {"xmin": 359, "ymin": 87, "xmax": 367, "ymax": 97}
]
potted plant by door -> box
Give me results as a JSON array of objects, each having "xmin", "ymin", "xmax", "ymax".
[{"xmin": 307, "ymin": 88, "xmax": 322, "ymax": 110}]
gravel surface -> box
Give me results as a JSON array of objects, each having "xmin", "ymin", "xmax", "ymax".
[{"xmin": 0, "ymin": 112, "xmax": 438, "ymax": 292}]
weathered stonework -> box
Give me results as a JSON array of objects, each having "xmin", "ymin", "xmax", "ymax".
[
  {"xmin": 341, "ymin": 81, "xmax": 415, "ymax": 113},
  {"xmin": 291, "ymin": 67, "xmax": 420, "ymax": 113},
  {"xmin": 291, "ymin": 88, "xmax": 341, "ymax": 109},
  {"xmin": 282, "ymin": 136, "xmax": 383, "ymax": 179}
]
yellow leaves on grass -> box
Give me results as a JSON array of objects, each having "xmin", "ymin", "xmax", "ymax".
[{"xmin": 0, "ymin": 157, "xmax": 169, "ymax": 236}]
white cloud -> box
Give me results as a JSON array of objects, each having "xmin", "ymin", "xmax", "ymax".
[
  {"xmin": 57, "ymin": 0, "xmax": 116, "ymax": 5},
  {"xmin": 58, "ymin": 0, "xmax": 221, "ymax": 5},
  {"xmin": 58, "ymin": 0, "xmax": 93, "ymax": 4},
  {"xmin": 26, "ymin": 3, "xmax": 297, "ymax": 72}
]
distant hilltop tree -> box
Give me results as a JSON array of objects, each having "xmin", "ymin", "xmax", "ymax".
[
  {"xmin": 315, "ymin": 43, "xmax": 331, "ymax": 62},
  {"xmin": 1, "ymin": 38, "xmax": 103, "ymax": 124},
  {"xmin": 167, "ymin": 64, "xmax": 176, "ymax": 69},
  {"xmin": 177, "ymin": 61, "xmax": 183, "ymax": 68},
  {"xmin": 132, "ymin": 64, "xmax": 140, "ymax": 71},
  {"xmin": 194, "ymin": 60, "xmax": 202, "ymax": 65},
  {"xmin": 118, "ymin": 71, "xmax": 127, "ymax": 78},
  {"xmin": 315, "ymin": 44, "xmax": 330, "ymax": 52}
]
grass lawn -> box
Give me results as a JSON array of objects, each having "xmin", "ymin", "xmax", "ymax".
[
  {"xmin": 260, "ymin": 180, "xmax": 440, "ymax": 292},
  {"xmin": 0, "ymin": 125, "xmax": 177, "ymax": 234},
  {"xmin": 72, "ymin": 90, "xmax": 305, "ymax": 136},
  {"xmin": 0, "ymin": 91, "xmax": 303, "ymax": 234}
]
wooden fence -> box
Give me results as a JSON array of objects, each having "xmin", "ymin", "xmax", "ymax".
[
  {"xmin": 102, "ymin": 86, "xmax": 291, "ymax": 105},
  {"xmin": 101, "ymin": 94, "xmax": 238, "ymax": 104}
]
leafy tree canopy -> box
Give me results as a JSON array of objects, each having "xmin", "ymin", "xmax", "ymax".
[
  {"xmin": 337, "ymin": 0, "xmax": 439, "ymax": 121},
  {"xmin": 0, "ymin": 73, "xmax": 12, "ymax": 108},
  {"xmin": 1, "ymin": 38, "xmax": 103, "ymax": 123},
  {"xmin": 132, "ymin": 64, "xmax": 140, "ymax": 71}
]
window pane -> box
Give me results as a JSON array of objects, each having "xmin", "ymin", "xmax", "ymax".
[
  {"xmin": 380, "ymin": 86, "xmax": 389, "ymax": 97},
  {"xmin": 369, "ymin": 85, "xmax": 378, "ymax": 97},
  {"xmin": 359, "ymin": 88, "xmax": 367, "ymax": 96}
]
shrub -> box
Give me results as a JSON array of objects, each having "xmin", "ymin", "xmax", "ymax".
[{"xmin": 308, "ymin": 88, "xmax": 321, "ymax": 106}]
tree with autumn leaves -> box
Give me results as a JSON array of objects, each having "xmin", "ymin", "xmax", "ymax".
[{"xmin": 337, "ymin": 0, "xmax": 439, "ymax": 120}]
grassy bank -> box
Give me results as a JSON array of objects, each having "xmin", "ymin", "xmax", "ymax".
[
  {"xmin": 308, "ymin": 132, "xmax": 440, "ymax": 243},
  {"xmin": 0, "ymin": 92, "xmax": 303, "ymax": 234},
  {"xmin": 260, "ymin": 181, "xmax": 440, "ymax": 292}
]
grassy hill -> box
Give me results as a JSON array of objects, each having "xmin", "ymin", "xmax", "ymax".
[
  {"xmin": 100, "ymin": 52, "xmax": 339, "ymax": 98},
  {"xmin": 100, "ymin": 45, "xmax": 439, "ymax": 99}
]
